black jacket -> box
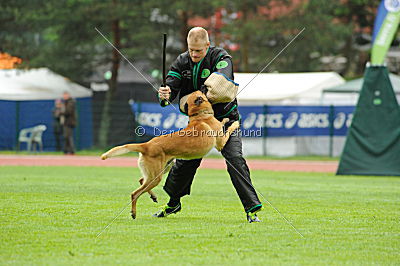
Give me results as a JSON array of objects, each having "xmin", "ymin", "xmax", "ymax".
[
  {"xmin": 62, "ymin": 98, "xmax": 76, "ymax": 128},
  {"xmin": 161, "ymin": 46, "xmax": 239, "ymax": 121}
]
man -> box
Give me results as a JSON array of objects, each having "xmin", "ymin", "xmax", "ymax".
[
  {"xmin": 61, "ymin": 92, "xmax": 76, "ymax": 155},
  {"xmin": 156, "ymin": 27, "xmax": 262, "ymax": 222},
  {"xmin": 52, "ymin": 99, "xmax": 64, "ymax": 151}
]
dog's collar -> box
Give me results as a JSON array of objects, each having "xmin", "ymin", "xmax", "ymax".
[{"xmin": 189, "ymin": 109, "xmax": 214, "ymax": 117}]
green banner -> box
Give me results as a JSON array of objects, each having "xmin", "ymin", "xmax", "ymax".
[{"xmin": 371, "ymin": 11, "xmax": 400, "ymax": 64}]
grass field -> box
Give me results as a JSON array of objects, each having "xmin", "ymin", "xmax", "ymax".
[{"xmin": 0, "ymin": 165, "xmax": 399, "ymax": 265}]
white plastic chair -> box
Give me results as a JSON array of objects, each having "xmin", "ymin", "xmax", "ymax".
[{"xmin": 18, "ymin": 124, "xmax": 47, "ymax": 152}]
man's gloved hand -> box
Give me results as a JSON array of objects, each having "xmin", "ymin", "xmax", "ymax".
[{"xmin": 158, "ymin": 86, "xmax": 171, "ymax": 101}]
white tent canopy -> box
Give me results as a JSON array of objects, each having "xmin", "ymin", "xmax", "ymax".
[
  {"xmin": 235, "ymin": 72, "xmax": 345, "ymax": 105},
  {"xmin": 0, "ymin": 68, "xmax": 92, "ymax": 100},
  {"xmin": 321, "ymin": 72, "xmax": 400, "ymax": 105}
]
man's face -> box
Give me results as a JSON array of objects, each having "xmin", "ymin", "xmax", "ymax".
[
  {"xmin": 188, "ymin": 40, "xmax": 209, "ymax": 63},
  {"xmin": 63, "ymin": 92, "xmax": 70, "ymax": 101}
]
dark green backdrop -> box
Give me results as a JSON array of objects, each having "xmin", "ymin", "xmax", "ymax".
[{"xmin": 337, "ymin": 66, "xmax": 400, "ymax": 176}]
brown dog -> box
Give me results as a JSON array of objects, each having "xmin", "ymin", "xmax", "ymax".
[{"xmin": 101, "ymin": 90, "xmax": 239, "ymax": 219}]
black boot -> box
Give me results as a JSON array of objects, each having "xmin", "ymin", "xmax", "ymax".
[
  {"xmin": 246, "ymin": 204, "xmax": 262, "ymax": 223},
  {"xmin": 153, "ymin": 203, "xmax": 182, "ymax": 218}
]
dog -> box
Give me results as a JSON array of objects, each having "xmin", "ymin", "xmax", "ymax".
[{"xmin": 101, "ymin": 90, "xmax": 239, "ymax": 219}]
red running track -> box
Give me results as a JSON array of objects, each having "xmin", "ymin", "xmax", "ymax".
[{"xmin": 0, "ymin": 155, "xmax": 338, "ymax": 173}]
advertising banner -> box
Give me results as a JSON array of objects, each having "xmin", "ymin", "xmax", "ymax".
[
  {"xmin": 130, "ymin": 103, "xmax": 355, "ymax": 137},
  {"xmin": 371, "ymin": 0, "xmax": 400, "ymax": 64}
]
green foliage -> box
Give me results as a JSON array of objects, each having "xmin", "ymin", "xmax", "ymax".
[
  {"xmin": 272, "ymin": 0, "xmax": 351, "ymax": 72},
  {"xmin": 220, "ymin": 0, "xmax": 376, "ymax": 74},
  {"xmin": 0, "ymin": 0, "xmax": 219, "ymax": 83},
  {"xmin": 0, "ymin": 165, "xmax": 399, "ymax": 264},
  {"xmin": 0, "ymin": 0, "xmax": 158, "ymax": 83}
]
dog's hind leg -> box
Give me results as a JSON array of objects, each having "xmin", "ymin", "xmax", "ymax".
[
  {"xmin": 139, "ymin": 177, "xmax": 158, "ymax": 203},
  {"xmin": 130, "ymin": 184, "xmax": 146, "ymax": 220},
  {"xmin": 131, "ymin": 176, "xmax": 163, "ymax": 219},
  {"xmin": 131, "ymin": 157, "xmax": 165, "ymax": 219}
]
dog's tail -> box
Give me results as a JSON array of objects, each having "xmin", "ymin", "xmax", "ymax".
[{"xmin": 101, "ymin": 144, "xmax": 145, "ymax": 160}]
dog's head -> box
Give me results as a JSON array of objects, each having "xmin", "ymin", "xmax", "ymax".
[{"xmin": 186, "ymin": 90, "xmax": 212, "ymax": 117}]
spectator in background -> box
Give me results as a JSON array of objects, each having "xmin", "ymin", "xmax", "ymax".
[
  {"xmin": 61, "ymin": 92, "xmax": 76, "ymax": 155},
  {"xmin": 52, "ymin": 99, "xmax": 64, "ymax": 151}
]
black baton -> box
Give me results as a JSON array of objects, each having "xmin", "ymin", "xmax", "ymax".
[{"xmin": 161, "ymin": 33, "xmax": 169, "ymax": 106}]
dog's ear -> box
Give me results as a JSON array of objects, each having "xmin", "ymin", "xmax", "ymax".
[
  {"xmin": 184, "ymin": 103, "xmax": 188, "ymax": 113},
  {"xmin": 194, "ymin": 96, "xmax": 204, "ymax": 106},
  {"xmin": 200, "ymin": 85, "xmax": 208, "ymax": 95}
]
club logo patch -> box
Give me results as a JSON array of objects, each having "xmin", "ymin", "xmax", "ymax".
[
  {"xmin": 216, "ymin": 61, "xmax": 229, "ymax": 70},
  {"xmin": 201, "ymin": 69, "xmax": 211, "ymax": 78}
]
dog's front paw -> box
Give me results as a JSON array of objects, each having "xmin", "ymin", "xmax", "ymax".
[
  {"xmin": 221, "ymin": 118, "xmax": 229, "ymax": 125},
  {"xmin": 231, "ymin": 121, "xmax": 240, "ymax": 130},
  {"xmin": 101, "ymin": 153, "xmax": 108, "ymax": 160}
]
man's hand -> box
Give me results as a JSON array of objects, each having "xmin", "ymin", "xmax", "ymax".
[{"xmin": 158, "ymin": 86, "xmax": 171, "ymax": 101}]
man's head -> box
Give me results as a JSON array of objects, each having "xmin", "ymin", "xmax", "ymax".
[
  {"xmin": 63, "ymin": 91, "xmax": 71, "ymax": 101},
  {"xmin": 187, "ymin": 27, "xmax": 210, "ymax": 63}
]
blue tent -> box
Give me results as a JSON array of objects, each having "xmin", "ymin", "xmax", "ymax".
[{"xmin": 0, "ymin": 68, "xmax": 93, "ymax": 151}]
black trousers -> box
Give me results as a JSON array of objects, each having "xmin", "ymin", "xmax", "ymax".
[
  {"xmin": 63, "ymin": 126, "xmax": 75, "ymax": 154},
  {"xmin": 163, "ymin": 129, "xmax": 261, "ymax": 212}
]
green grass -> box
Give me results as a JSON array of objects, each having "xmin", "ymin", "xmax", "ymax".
[{"xmin": 0, "ymin": 166, "xmax": 398, "ymax": 265}]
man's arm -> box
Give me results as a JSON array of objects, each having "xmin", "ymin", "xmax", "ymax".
[
  {"xmin": 158, "ymin": 57, "xmax": 182, "ymax": 107},
  {"xmin": 213, "ymin": 55, "xmax": 233, "ymax": 79}
]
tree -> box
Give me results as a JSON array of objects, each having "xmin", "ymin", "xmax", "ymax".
[
  {"xmin": 333, "ymin": 0, "xmax": 377, "ymax": 77},
  {"xmin": 218, "ymin": 0, "xmax": 284, "ymax": 72},
  {"xmin": 215, "ymin": 0, "xmax": 378, "ymax": 76},
  {"xmin": 272, "ymin": 0, "xmax": 351, "ymax": 73}
]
